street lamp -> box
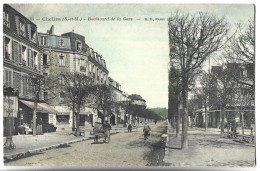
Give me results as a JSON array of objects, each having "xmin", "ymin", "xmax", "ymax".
[{"xmin": 4, "ymin": 87, "xmax": 19, "ymax": 150}]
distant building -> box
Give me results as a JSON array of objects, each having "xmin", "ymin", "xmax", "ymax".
[
  {"xmin": 128, "ymin": 94, "xmax": 147, "ymax": 124},
  {"xmin": 128, "ymin": 94, "xmax": 146, "ymax": 107},
  {"xmin": 109, "ymin": 77, "xmax": 126, "ymax": 125},
  {"xmin": 196, "ymin": 63, "xmax": 255, "ymax": 128}
]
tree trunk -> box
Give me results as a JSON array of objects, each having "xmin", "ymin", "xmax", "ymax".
[
  {"xmin": 75, "ymin": 112, "xmax": 80, "ymax": 137},
  {"xmin": 220, "ymin": 106, "xmax": 225, "ymax": 137},
  {"xmin": 181, "ymin": 90, "xmax": 188, "ymax": 149},
  {"xmin": 33, "ymin": 94, "xmax": 39, "ymax": 136},
  {"xmin": 241, "ymin": 112, "xmax": 244, "ymax": 136},
  {"xmin": 204, "ymin": 104, "xmax": 208, "ymax": 132},
  {"xmin": 72, "ymin": 105, "xmax": 75, "ymax": 131},
  {"xmin": 176, "ymin": 105, "xmax": 180, "ymax": 137}
]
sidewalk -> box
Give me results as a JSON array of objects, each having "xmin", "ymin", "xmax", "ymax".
[
  {"xmin": 163, "ymin": 124, "xmax": 256, "ymax": 167},
  {"xmin": 3, "ymin": 130, "xmax": 90, "ymax": 162}
]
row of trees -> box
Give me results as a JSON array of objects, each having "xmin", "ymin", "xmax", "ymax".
[
  {"xmin": 29, "ymin": 71, "xmax": 163, "ymax": 137},
  {"xmin": 168, "ymin": 11, "xmax": 254, "ymax": 149}
]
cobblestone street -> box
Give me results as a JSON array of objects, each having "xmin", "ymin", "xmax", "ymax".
[{"xmin": 5, "ymin": 122, "xmax": 167, "ymax": 167}]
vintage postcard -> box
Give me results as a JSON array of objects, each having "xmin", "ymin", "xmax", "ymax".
[{"xmin": 2, "ymin": 3, "xmax": 256, "ymax": 169}]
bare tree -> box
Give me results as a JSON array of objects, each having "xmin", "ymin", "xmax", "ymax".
[
  {"xmin": 29, "ymin": 72, "xmax": 58, "ymax": 136},
  {"xmin": 63, "ymin": 72, "xmax": 93, "ymax": 136},
  {"xmin": 93, "ymin": 84, "xmax": 114, "ymax": 124},
  {"xmin": 168, "ymin": 11, "xmax": 229, "ymax": 149},
  {"xmin": 225, "ymin": 20, "xmax": 254, "ymax": 88},
  {"xmin": 168, "ymin": 65, "xmax": 181, "ymax": 137},
  {"xmin": 192, "ymin": 71, "xmax": 213, "ymax": 131},
  {"xmin": 210, "ymin": 64, "xmax": 239, "ymax": 137}
]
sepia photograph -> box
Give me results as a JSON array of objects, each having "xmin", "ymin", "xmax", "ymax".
[{"xmin": 1, "ymin": 1, "xmax": 257, "ymax": 169}]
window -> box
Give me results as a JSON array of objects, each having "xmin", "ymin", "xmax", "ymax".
[
  {"xmin": 12, "ymin": 41, "xmax": 18, "ymax": 61},
  {"xmin": 44, "ymin": 92, "xmax": 48, "ymax": 101},
  {"xmin": 80, "ymin": 59, "xmax": 86, "ymax": 72},
  {"xmin": 43, "ymin": 54, "xmax": 48, "ymax": 65},
  {"xmin": 4, "ymin": 69, "xmax": 12, "ymax": 88},
  {"xmin": 58, "ymin": 39, "xmax": 65, "ymax": 47},
  {"xmin": 31, "ymin": 28, "xmax": 36, "ymax": 42},
  {"xmin": 80, "ymin": 59, "xmax": 84, "ymax": 66},
  {"xmin": 18, "ymin": 45, "xmax": 25, "ymax": 64},
  {"xmin": 59, "ymin": 55, "xmax": 64, "ymax": 66},
  {"xmin": 4, "ymin": 37, "xmax": 11, "ymax": 59},
  {"xmin": 40, "ymin": 36, "xmax": 47, "ymax": 45},
  {"xmin": 88, "ymin": 62, "xmax": 92, "ymax": 73},
  {"xmin": 23, "ymin": 76, "xmax": 27, "ymax": 95},
  {"xmin": 21, "ymin": 46, "xmax": 26, "ymax": 65},
  {"xmin": 76, "ymin": 41, "xmax": 82, "ymax": 50},
  {"xmin": 19, "ymin": 20, "xmax": 26, "ymax": 37},
  {"xmin": 59, "ymin": 75, "xmax": 65, "ymax": 85},
  {"xmin": 3, "ymin": 11, "xmax": 10, "ymax": 27},
  {"xmin": 33, "ymin": 52, "xmax": 38, "ymax": 70},
  {"xmin": 97, "ymin": 68, "xmax": 99, "ymax": 81},
  {"xmin": 60, "ymin": 91, "xmax": 65, "ymax": 101}
]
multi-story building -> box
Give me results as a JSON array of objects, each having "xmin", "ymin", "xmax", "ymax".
[
  {"xmin": 38, "ymin": 26, "xmax": 109, "ymax": 129},
  {"xmin": 109, "ymin": 77, "xmax": 123, "ymax": 125},
  {"xmin": 3, "ymin": 4, "xmax": 58, "ymax": 135},
  {"xmin": 205, "ymin": 63, "xmax": 255, "ymax": 128}
]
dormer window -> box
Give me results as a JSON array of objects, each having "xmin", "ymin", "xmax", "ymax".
[
  {"xmin": 40, "ymin": 36, "xmax": 47, "ymax": 45},
  {"xmin": 19, "ymin": 20, "xmax": 26, "ymax": 37},
  {"xmin": 3, "ymin": 11, "xmax": 10, "ymax": 27},
  {"xmin": 76, "ymin": 40, "xmax": 82, "ymax": 50},
  {"xmin": 31, "ymin": 28, "xmax": 36, "ymax": 42},
  {"xmin": 58, "ymin": 39, "xmax": 65, "ymax": 47}
]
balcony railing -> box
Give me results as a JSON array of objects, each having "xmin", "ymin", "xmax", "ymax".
[{"xmin": 80, "ymin": 66, "xmax": 86, "ymax": 72}]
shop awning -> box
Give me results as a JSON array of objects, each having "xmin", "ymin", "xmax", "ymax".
[{"xmin": 19, "ymin": 99, "xmax": 58, "ymax": 114}]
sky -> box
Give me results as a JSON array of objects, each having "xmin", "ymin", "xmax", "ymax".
[{"xmin": 9, "ymin": 3, "xmax": 254, "ymax": 108}]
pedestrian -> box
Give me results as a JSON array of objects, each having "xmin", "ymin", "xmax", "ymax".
[
  {"xmin": 143, "ymin": 122, "xmax": 151, "ymax": 140},
  {"xmin": 128, "ymin": 123, "xmax": 132, "ymax": 132}
]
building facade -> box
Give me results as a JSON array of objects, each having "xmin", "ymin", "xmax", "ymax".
[
  {"xmin": 196, "ymin": 63, "xmax": 255, "ymax": 129},
  {"xmin": 38, "ymin": 26, "xmax": 109, "ymax": 129},
  {"xmin": 3, "ymin": 4, "xmax": 57, "ymax": 135}
]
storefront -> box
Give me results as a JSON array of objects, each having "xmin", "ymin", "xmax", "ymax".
[{"xmin": 17, "ymin": 99, "xmax": 58, "ymax": 134}]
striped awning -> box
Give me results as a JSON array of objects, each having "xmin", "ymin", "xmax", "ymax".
[{"xmin": 19, "ymin": 99, "xmax": 58, "ymax": 114}]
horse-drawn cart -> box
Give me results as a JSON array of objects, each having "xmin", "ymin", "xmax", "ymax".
[{"xmin": 93, "ymin": 122, "xmax": 110, "ymax": 143}]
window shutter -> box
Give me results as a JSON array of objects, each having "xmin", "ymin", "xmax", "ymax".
[
  {"xmin": 31, "ymin": 50, "xmax": 34, "ymax": 67},
  {"xmin": 27, "ymin": 49, "xmax": 30, "ymax": 66},
  {"xmin": 27, "ymin": 24, "xmax": 31, "ymax": 40},
  {"xmin": 8, "ymin": 70, "xmax": 12, "ymax": 87},
  {"xmin": 15, "ymin": 16, "xmax": 19, "ymax": 34},
  {"xmin": 12, "ymin": 41, "xmax": 15, "ymax": 60},
  {"xmin": 19, "ymin": 44, "xmax": 22, "ymax": 63},
  {"xmin": 38, "ymin": 54, "xmax": 41, "ymax": 70}
]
